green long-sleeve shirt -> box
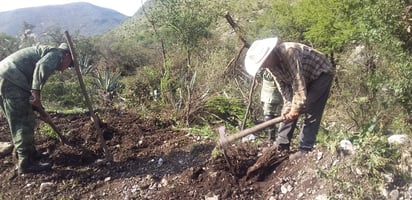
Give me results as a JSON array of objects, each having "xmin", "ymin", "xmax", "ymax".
[{"xmin": 0, "ymin": 45, "xmax": 63, "ymax": 97}]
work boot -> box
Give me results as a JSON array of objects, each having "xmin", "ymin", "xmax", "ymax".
[
  {"xmin": 289, "ymin": 148, "xmax": 311, "ymax": 160},
  {"xmin": 274, "ymin": 143, "xmax": 290, "ymax": 153},
  {"xmin": 18, "ymin": 159, "xmax": 51, "ymax": 175},
  {"xmin": 32, "ymin": 150, "xmax": 49, "ymax": 161}
]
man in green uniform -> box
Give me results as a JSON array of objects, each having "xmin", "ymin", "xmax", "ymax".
[
  {"xmin": 0, "ymin": 43, "xmax": 73, "ymax": 174},
  {"xmin": 260, "ymin": 70, "xmax": 282, "ymax": 141}
]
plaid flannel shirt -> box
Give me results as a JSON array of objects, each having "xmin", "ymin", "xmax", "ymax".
[{"xmin": 268, "ymin": 42, "xmax": 334, "ymax": 113}]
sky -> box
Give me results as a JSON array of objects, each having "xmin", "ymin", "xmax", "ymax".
[{"xmin": 0, "ymin": 0, "xmax": 146, "ymax": 16}]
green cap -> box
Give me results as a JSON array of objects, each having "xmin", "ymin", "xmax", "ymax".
[{"xmin": 58, "ymin": 43, "xmax": 73, "ymax": 67}]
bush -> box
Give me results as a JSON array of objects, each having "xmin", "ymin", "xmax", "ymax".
[{"xmin": 42, "ymin": 73, "xmax": 86, "ymax": 109}]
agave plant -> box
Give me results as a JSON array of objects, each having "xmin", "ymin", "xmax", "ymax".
[{"xmin": 95, "ymin": 68, "xmax": 122, "ymax": 102}]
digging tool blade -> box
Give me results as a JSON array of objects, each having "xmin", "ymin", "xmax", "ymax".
[{"xmin": 218, "ymin": 126, "xmax": 234, "ymax": 171}]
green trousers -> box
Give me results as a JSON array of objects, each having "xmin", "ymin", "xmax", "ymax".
[{"xmin": 0, "ymin": 96, "xmax": 36, "ymax": 165}]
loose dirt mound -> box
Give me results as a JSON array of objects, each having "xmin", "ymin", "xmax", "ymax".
[{"xmin": 0, "ymin": 109, "xmax": 333, "ymax": 199}]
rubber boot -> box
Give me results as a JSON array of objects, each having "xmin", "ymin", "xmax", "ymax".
[
  {"xmin": 264, "ymin": 115, "xmax": 276, "ymax": 141},
  {"xmin": 31, "ymin": 149, "xmax": 49, "ymax": 161},
  {"xmin": 18, "ymin": 159, "xmax": 51, "ymax": 175},
  {"xmin": 14, "ymin": 146, "xmax": 49, "ymax": 161},
  {"xmin": 17, "ymin": 153, "xmax": 51, "ymax": 175}
]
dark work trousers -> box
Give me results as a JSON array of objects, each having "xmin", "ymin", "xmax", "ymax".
[{"xmin": 276, "ymin": 73, "xmax": 334, "ymax": 150}]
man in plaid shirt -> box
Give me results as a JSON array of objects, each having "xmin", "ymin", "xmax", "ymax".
[{"xmin": 244, "ymin": 37, "xmax": 335, "ymax": 159}]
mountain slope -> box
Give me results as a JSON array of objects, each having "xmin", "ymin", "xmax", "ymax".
[{"xmin": 0, "ymin": 2, "xmax": 129, "ymax": 36}]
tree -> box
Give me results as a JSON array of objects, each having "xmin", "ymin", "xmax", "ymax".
[
  {"xmin": 0, "ymin": 33, "xmax": 19, "ymax": 60},
  {"xmin": 254, "ymin": 0, "xmax": 363, "ymax": 53},
  {"xmin": 148, "ymin": 0, "xmax": 218, "ymax": 66},
  {"xmin": 18, "ymin": 21, "xmax": 37, "ymax": 48}
]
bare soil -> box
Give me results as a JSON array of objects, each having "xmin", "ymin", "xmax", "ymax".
[{"xmin": 0, "ymin": 109, "xmax": 334, "ymax": 200}]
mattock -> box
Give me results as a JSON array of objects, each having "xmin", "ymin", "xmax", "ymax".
[{"xmin": 217, "ymin": 116, "xmax": 284, "ymax": 173}]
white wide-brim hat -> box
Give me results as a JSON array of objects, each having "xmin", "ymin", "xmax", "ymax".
[{"xmin": 244, "ymin": 37, "xmax": 279, "ymax": 76}]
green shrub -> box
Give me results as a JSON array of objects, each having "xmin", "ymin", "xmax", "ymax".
[
  {"xmin": 42, "ymin": 74, "xmax": 86, "ymax": 109},
  {"xmin": 203, "ymin": 95, "xmax": 247, "ymax": 128}
]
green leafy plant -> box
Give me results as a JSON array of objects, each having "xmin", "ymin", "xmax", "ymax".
[
  {"xmin": 320, "ymin": 119, "xmax": 402, "ymax": 199},
  {"xmin": 41, "ymin": 72, "xmax": 86, "ymax": 109},
  {"xmin": 91, "ymin": 68, "xmax": 124, "ymax": 109},
  {"xmin": 203, "ymin": 95, "xmax": 246, "ymax": 128},
  {"xmin": 38, "ymin": 123, "xmax": 60, "ymax": 141},
  {"xmin": 148, "ymin": 0, "xmax": 218, "ymax": 66},
  {"xmin": 186, "ymin": 125, "xmax": 217, "ymax": 140},
  {"xmin": 391, "ymin": 62, "xmax": 412, "ymax": 119},
  {"xmin": 351, "ymin": 119, "xmax": 399, "ymax": 176},
  {"xmin": 94, "ymin": 68, "xmax": 122, "ymax": 97}
]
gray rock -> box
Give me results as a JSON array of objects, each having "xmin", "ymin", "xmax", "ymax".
[
  {"xmin": 337, "ymin": 140, "xmax": 354, "ymax": 156},
  {"xmin": 315, "ymin": 194, "xmax": 328, "ymax": 200},
  {"xmin": 39, "ymin": 182, "xmax": 56, "ymax": 192},
  {"xmin": 0, "ymin": 142, "xmax": 13, "ymax": 158},
  {"xmin": 388, "ymin": 135, "xmax": 410, "ymax": 145},
  {"xmin": 389, "ymin": 189, "xmax": 399, "ymax": 200},
  {"xmin": 205, "ymin": 193, "xmax": 219, "ymax": 200}
]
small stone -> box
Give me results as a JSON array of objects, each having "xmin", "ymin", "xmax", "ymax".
[
  {"xmin": 40, "ymin": 182, "xmax": 56, "ymax": 192},
  {"xmin": 337, "ymin": 140, "xmax": 355, "ymax": 156},
  {"xmin": 281, "ymin": 185, "xmax": 289, "ymax": 194},
  {"xmin": 388, "ymin": 135, "xmax": 409, "ymax": 145},
  {"xmin": 205, "ymin": 193, "xmax": 219, "ymax": 200},
  {"xmin": 0, "ymin": 142, "xmax": 13, "ymax": 157},
  {"xmin": 160, "ymin": 178, "xmax": 168, "ymax": 186},
  {"xmin": 317, "ymin": 152, "xmax": 323, "ymax": 160},
  {"xmin": 384, "ymin": 173, "xmax": 394, "ymax": 183},
  {"xmin": 315, "ymin": 194, "xmax": 328, "ymax": 200},
  {"xmin": 157, "ymin": 158, "xmax": 164, "ymax": 167},
  {"xmin": 242, "ymin": 134, "xmax": 256, "ymax": 143},
  {"xmin": 389, "ymin": 189, "xmax": 399, "ymax": 200}
]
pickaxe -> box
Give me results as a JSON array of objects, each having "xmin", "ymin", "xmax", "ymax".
[
  {"xmin": 217, "ymin": 116, "xmax": 284, "ymax": 171},
  {"xmin": 33, "ymin": 106, "xmax": 93, "ymax": 154}
]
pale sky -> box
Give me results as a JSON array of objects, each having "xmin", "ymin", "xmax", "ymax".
[{"xmin": 0, "ymin": 0, "xmax": 147, "ymax": 16}]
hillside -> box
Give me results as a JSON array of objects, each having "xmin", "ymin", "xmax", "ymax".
[
  {"xmin": 0, "ymin": 110, "xmax": 342, "ymax": 199},
  {"xmin": 0, "ymin": 2, "xmax": 129, "ymax": 36}
]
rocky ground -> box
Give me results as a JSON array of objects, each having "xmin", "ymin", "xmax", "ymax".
[{"xmin": 0, "ymin": 109, "xmax": 338, "ymax": 200}]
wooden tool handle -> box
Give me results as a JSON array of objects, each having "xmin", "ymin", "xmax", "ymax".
[{"xmin": 218, "ymin": 116, "xmax": 284, "ymax": 147}]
